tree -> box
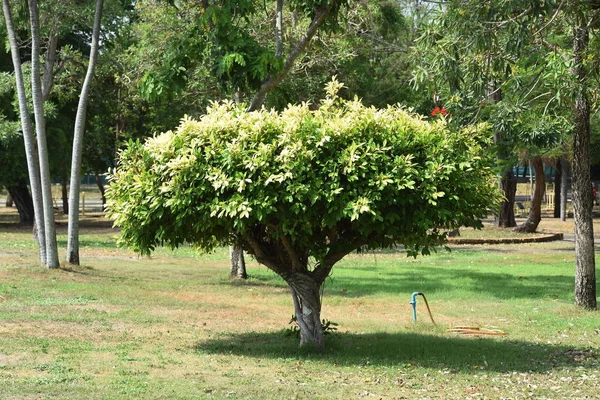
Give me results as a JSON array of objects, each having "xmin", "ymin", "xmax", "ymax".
[
  {"xmin": 66, "ymin": 0, "xmax": 104, "ymax": 265},
  {"xmin": 415, "ymin": 0, "xmax": 597, "ymax": 309},
  {"xmin": 2, "ymin": 0, "xmax": 47, "ymax": 264},
  {"xmin": 106, "ymin": 81, "xmax": 500, "ymax": 350}
]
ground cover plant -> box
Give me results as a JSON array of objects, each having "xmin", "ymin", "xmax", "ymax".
[{"xmin": 0, "ymin": 217, "xmax": 598, "ymax": 399}]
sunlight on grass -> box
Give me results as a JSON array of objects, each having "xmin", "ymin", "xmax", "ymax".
[{"xmin": 0, "ymin": 220, "xmax": 598, "ymax": 399}]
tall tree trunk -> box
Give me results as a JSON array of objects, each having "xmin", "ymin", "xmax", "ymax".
[
  {"xmin": 561, "ymin": 156, "xmax": 569, "ymax": 221},
  {"xmin": 286, "ymin": 272, "xmax": 324, "ymax": 351},
  {"xmin": 6, "ymin": 184, "xmax": 34, "ymax": 224},
  {"xmin": 2, "ymin": 0, "xmax": 47, "ymax": 264},
  {"xmin": 229, "ymin": 246, "xmax": 247, "ymax": 280},
  {"xmin": 28, "ymin": 0, "xmax": 59, "ymax": 269},
  {"xmin": 571, "ymin": 21, "xmax": 596, "ymax": 310},
  {"xmin": 554, "ymin": 158, "xmax": 561, "ymax": 218},
  {"xmin": 515, "ymin": 157, "xmax": 544, "ymax": 233},
  {"xmin": 66, "ymin": 0, "xmax": 104, "ymax": 265}
]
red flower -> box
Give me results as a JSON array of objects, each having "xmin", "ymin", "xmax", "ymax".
[{"xmin": 431, "ymin": 107, "xmax": 449, "ymax": 117}]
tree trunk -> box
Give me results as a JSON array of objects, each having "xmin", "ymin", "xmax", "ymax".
[
  {"xmin": 286, "ymin": 272, "xmax": 324, "ymax": 351},
  {"xmin": 229, "ymin": 246, "xmax": 247, "ymax": 279},
  {"xmin": 2, "ymin": 0, "xmax": 47, "ymax": 264},
  {"xmin": 561, "ymin": 156, "xmax": 569, "ymax": 221},
  {"xmin": 515, "ymin": 157, "xmax": 544, "ymax": 233},
  {"xmin": 29, "ymin": 0, "xmax": 59, "ymax": 269},
  {"xmin": 571, "ymin": 21, "xmax": 597, "ymax": 310},
  {"xmin": 61, "ymin": 175, "xmax": 68, "ymax": 214},
  {"xmin": 5, "ymin": 192, "xmax": 13, "ymax": 207},
  {"xmin": 95, "ymin": 171, "xmax": 106, "ymax": 207},
  {"xmin": 67, "ymin": 0, "xmax": 104, "ymax": 265},
  {"xmin": 497, "ymin": 168, "xmax": 517, "ymax": 227},
  {"xmin": 554, "ymin": 158, "xmax": 561, "ymax": 218},
  {"xmin": 6, "ymin": 185, "xmax": 34, "ymax": 224}
]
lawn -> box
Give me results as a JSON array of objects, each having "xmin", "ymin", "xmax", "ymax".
[{"xmin": 0, "ymin": 214, "xmax": 598, "ymax": 399}]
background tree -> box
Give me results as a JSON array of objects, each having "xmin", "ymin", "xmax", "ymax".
[{"xmin": 106, "ymin": 81, "xmax": 500, "ymax": 350}]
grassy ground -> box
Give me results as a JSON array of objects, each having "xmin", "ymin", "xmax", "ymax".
[{"xmin": 0, "ymin": 211, "xmax": 599, "ymax": 399}]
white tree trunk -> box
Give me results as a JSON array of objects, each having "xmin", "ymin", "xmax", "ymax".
[
  {"xmin": 67, "ymin": 0, "xmax": 104, "ymax": 265},
  {"xmin": 28, "ymin": 0, "xmax": 59, "ymax": 268},
  {"xmin": 2, "ymin": 0, "xmax": 46, "ymax": 264}
]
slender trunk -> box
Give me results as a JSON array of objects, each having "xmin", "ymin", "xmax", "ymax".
[
  {"xmin": 554, "ymin": 158, "xmax": 561, "ymax": 218},
  {"xmin": 28, "ymin": 0, "xmax": 59, "ymax": 269},
  {"xmin": 2, "ymin": 0, "xmax": 46, "ymax": 264},
  {"xmin": 5, "ymin": 192, "xmax": 13, "ymax": 207},
  {"xmin": 571, "ymin": 21, "xmax": 596, "ymax": 310},
  {"xmin": 6, "ymin": 184, "xmax": 34, "ymax": 224},
  {"xmin": 287, "ymin": 272, "xmax": 324, "ymax": 351},
  {"xmin": 66, "ymin": 0, "xmax": 104, "ymax": 265},
  {"xmin": 561, "ymin": 156, "xmax": 569, "ymax": 221},
  {"xmin": 515, "ymin": 157, "xmax": 544, "ymax": 233}
]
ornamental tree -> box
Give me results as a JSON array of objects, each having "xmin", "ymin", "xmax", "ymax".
[{"xmin": 106, "ymin": 81, "xmax": 500, "ymax": 350}]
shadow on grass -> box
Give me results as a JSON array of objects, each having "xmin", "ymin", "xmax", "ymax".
[
  {"xmin": 195, "ymin": 330, "xmax": 595, "ymax": 373},
  {"xmin": 322, "ymin": 266, "xmax": 575, "ymax": 300}
]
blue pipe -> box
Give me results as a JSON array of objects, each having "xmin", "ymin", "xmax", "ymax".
[{"xmin": 410, "ymin": 291, "xmax": 422, "ymax": 324}]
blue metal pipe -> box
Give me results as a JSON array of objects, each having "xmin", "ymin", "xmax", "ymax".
[{"xmin": 410, "ymin": 291, "xmax": 422, "ymax": 324}]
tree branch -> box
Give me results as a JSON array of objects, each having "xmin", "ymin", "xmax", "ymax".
[
  {"xmin": 248, "ymin": 1, "xmax": 340, "ymax": 111},
  {"xmin": 42, "ymin": 32, "xmax": 58, "ymax": 101},
  {"xmin": 280, "ymin": 234, "xmax": 303, "ymax": 271}
]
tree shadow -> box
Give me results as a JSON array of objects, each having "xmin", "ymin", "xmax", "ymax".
[{"xmin": 195, "ymin": 330, "xmax": 597, "ymax": 373}]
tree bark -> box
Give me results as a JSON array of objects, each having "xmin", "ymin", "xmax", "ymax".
[
  {"xmin": 571, "ymin": 21, "xmax": 596, "ymax": 310},
  {"xmin": 229, "ymin": 245, "xmax": 247, "ymax": 280},
  {"xmin": 554, "ymin": 158, "xmax": 561, "ymax": 218},
  {"xmin": 2, "ymin": 0, "xmax": 47, "ymax": 264},
  {"xmin": 29, "ymin": 0, "xmax": 60, "ymax": 269},
  {"xmin": 66, "ymin": 0, "xmax": 104, "ymax": 265},
  {"xmin": 561, "ymin": 156, "xmax": 568, "ymax": 221},
  {"xmin": 6, "ymin": 184, "xmax": 34, "ymax": 224},
  {"xmin": 497, "ymin": 168, "xmax": 517, "ymax": 227},
  {"xmin": 287, "ymin": 272, "xmax": 324, "ymax": 351},
  {"xmin": 515, "ymin": 157, "xmax": 544, "ymax": 233}
]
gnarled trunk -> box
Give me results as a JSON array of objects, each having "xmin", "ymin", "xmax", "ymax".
[
  {"xmin": 286, "ymin": 272, "xmax": 324, "ymax": 351},
  {"xmin": 515, "ymin": 157, "xmax": 544, "ymax": 233},
  {"xmin": 6, "ymin": 184, "xmax": 34, "ymax": 224}
]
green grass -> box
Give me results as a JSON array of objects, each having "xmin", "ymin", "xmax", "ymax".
[{"xmin": 0, "ymin": 222, "xmax": 598, "ymax": 399}]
